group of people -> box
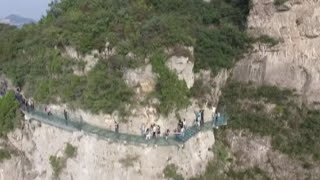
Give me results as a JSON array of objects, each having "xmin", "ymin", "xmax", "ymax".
[
  {"xmin": 140, "ymin": 123, "xmax": 162, "ymax": 140},
  {"xmin": 173, "ymin": 119, "xmax": 187, "ymax": 137},
  {"xmin": 14, "ymin": 87, "xmax": 35, "ymax": 112},
  {"xmin": 134, "ymin": 110, "xmax": 209, "ymax": 141},
  {"xmin": 195, "ymin": 109, "xmax": 205, "ymax": 127}
]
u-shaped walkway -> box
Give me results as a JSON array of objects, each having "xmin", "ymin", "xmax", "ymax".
[{"xmin": 24, "ymin": 108, "xmax": 226, "ymax": 146}]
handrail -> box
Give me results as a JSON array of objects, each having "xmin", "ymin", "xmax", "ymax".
[{"xmin": 24, "ymin": 108, "xmax": 225, "ymax": 146}]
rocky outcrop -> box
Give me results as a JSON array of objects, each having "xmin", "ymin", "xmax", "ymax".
[
  {"xmin": 165, "ymin": 46, "xmax": 195, "ymax": 89},
  {"xmin": 63, "ymin": 42, "xmax": 116, "ymax": 75},
  {"xmin": 166, "ymin": 56, "xmax": 194, "ymax": 89},
  {"xmin": 123, "ymin": 64, "xmax": 156, "ymax": 95},
  {"xmin": 233, "ymin": 0, "xmax": 320, "ymax": 108}
]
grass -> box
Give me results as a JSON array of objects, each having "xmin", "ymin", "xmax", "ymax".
[
  {"xmin": 163, "ymin": 164, "xmax": 184, "ymax": 180},
  {"xmin": 0, "ymin": 149, "xmax": 11, "ymax": 162}
]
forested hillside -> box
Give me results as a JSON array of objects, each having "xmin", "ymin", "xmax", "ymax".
[{"xmin": 0, "ymin": 0, "xmax": 251, "ymax": 115}]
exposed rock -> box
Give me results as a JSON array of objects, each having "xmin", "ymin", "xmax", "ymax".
[
  {"xmin": 194, "ymin": 69, "xmax": 230, "ymax": 106},
  {"xmin": 233, "ymin": 0, "xmax": 320, "ymax": 108},
  {"xmin": 123, "ymin": 64, "xmax": 156, "ymax": 95},
  {"xmin": 63, "ymin": 42, "xmax": 116, "ymax": 75},
  {"xmin": 166, "ymin": 56, "xmax": 195, "ymax": 89},
  {"xmin": 2, "ymin": 122, "xmax": 215, "ymax": 180}
]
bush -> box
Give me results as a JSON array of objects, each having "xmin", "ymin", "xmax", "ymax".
[
  {"xmin": 64, "ymin": 143, "xmax": 77, "ymax": 158},
  {"xmin": 82, "ymin": 59, "xmax": 133, "ymax": 114},
  {"xmin": 220, "ymin": 81, "xmax": 320, "ymax": 161},
  {"xmin": 274, "ymin": 0, "xmax": 288, "ymax": 6},
  {"xmin": 194, "ymin": 25, "xmax": 251, "ymax": 74},
  {"xmin": 255, "ymin": 35, "xmax": 279, "ymax": 47},
  {"xmin": 163, "ymin": 164, "xmax": 184, "ymax": 180},
  {"xmin": 0, "ymin": 149, "xmax": 11, "ymax": 162},
  {"xmin": 151, "ymin": 53, "xmax": 190, "ymax": 115},
  {"xmin": 49, "ymin": 155, "xmax": 64, "ymax": 178},
  {"xmin": 0, "ymin": 91, "xmax": 20, "ymax": 136}
]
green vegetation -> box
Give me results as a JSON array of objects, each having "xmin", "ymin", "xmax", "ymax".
[
  {"xmin": 0, "ymin": 91, "xmax": 20, "ymax": 136},
  {"xmin": 163, "ymin": 164, "xmax": 184, "ymax": 180},
  {"xmin": 64, "ymin": 143, "xmax": 77, "ymax": 158},
  {"xmin": 0, "ymin": 149, "xmax": 11, "ymax": 162},
  {"xmin": 194, "ymin": 25, "xmax": 251, "ymax": 74},
  {"xmin": 119, "ymin": 154, "xmax": 140, "ymax": 168},
  {"xmin": 227, "ymin": 167, "xmax": 271, "ymax": 180},
  {"xmin": 191, "ymin": 135, "xmax": 271, "ymax": 180},
  {"xmin": 219, "ymin": 81, "xmax": 320, "ymax": 161},
  {"xmin": 0, "ymin": 0, "xmax": 252, "ymax": 115},
  {"xmin": 50, "ymin": 143, "xmax": 77, "ymax": 178},
  {"xmin": 151, "ymin": 53, "xmax": 190, "ymax": 115},
  {"xmin": 49, "ymin": 155, "xmax": 64, "ymax": 178},
  {"xmin": 256, "ymin": 35, "xmax": 279, "ymax": 47},
  {"xmin": 190, "ymin": 141, "xmax": 231, "ymax": 180},
  {"xmin": 82, "ymin": 58, "xmax": 133, "ymax": 114},
  {"xmin": 274, "ymin": 0, "xmax": 288, "ymax": 6}
]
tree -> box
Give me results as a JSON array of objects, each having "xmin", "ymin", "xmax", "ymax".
[{"xmin": 0, "ymin": 91, "xmax": 20, "ymax": 136}]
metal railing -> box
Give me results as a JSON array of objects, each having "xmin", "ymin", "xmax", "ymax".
[{"xmin": 25, "ymin": 108, "xmax": 227, "ymax": 146}]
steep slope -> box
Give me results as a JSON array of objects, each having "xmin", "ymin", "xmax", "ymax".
[
  {"xmin": 0, "ymin": 0, "xmax": 252, "ymax": 180},
  {"xmin": 233, "ymin": 0, "xmax": 320, "ymax": 108}
]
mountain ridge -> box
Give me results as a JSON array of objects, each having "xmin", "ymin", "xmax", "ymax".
[{"xmin": 0, "ymin": 14, "xmax": 35, "ymax": 27}]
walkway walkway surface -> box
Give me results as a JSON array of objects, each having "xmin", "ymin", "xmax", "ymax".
[{"xmin": 24, "ymin": 108, "xmax": 227, "ymax": 147}]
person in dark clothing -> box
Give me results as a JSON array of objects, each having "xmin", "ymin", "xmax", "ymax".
[
  {"xmin": 200, "ymin": 110, "xmax": 204, "ymax": 127},
  {"xmin": 157, "ymin": 125, "xmax": 161, "ymax": 137},
  {"xmin": 178, "ymin": 119, "xmax": 183, "ymax": 129},
  {"xmin": 64, "ymin": 109, "xmax": 68, "ymax": 125},
  {"xmin": 164, "ymin": 129, "xmax": 170, "ymax": 140},
  {"xmin": 115, "ymin": 121, "xmax": 119, "ymax": 133}
]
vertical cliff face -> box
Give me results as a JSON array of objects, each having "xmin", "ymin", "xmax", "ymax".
[
  {"xmin": 0, "ymin": 123, "xmax": 214, "ymax": 180},
  {"xmin": 233, "ymin": 0, "xmax": 320, "ymax": 107}
]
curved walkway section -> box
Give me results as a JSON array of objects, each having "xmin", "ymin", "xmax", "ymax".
[{"xmin": 24, "ymin": 109, "xmax": 225, "ymax": 146}]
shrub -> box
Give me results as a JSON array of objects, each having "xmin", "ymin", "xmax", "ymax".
[
  {"xmin": 0, "ymin": 91, "xmax": 20, "ymax": 136},
  {"xmin": 255, "ymin": 35, "xmax": 279, "ymax": 47},
  {"xmin": 64, "ymin": 143, "xmax": 77, "ymax": 158},
  {"xmin": 220, "ymin": 81, "xmax": 320, "ymax": 161},
  {"xmin": 151, "ymin": 53, "xmax": 190, "ymax": 115},
  {"xmin": 194, "ymin": 25, "xmax": 251, "ymax": 74},
  {"xmin": 274, "ymin": 0, "xmax": 288, "ymax": 6},
  {"xmin": 82, "ymin": 59, "xmax": 133, "ymax": 114},
  {"xmin": 227, "ymin": 167, "xmax": 271, "ymax": 180},
  {"xmin": 49, "ymin": 155, "xmax": 64, "ymax": 178},
  {"xmin": 0, "ymin": 149, "xmax": 11, "ymax": 162},
  {"xmin": 163, "ymin": 164, "xmax": 184, "ymax": 180}
]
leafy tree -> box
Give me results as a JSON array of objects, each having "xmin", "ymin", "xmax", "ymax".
[
  {"xmin": 151, "ymin": 53, "xmax": 190, "ymax": 115},
  {"xmin": 0, "ymin": 91, "xmax": 20, "ymax": 136}
]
